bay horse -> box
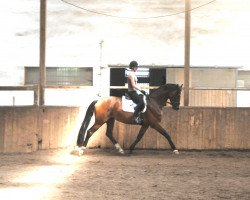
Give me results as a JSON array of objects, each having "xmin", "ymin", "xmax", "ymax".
[{"xmin": 76, "ymin": 83, "xmax": 183, "ymax": 155}]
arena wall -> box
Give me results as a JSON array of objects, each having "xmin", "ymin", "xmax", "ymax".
[{"xmin": 0, "ymin": 106, "xmax": 249, "ymax": 153}]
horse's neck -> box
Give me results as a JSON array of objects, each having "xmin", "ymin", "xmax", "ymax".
[
  {"xmin": 149, "ymin": 92, "xmax": 169, "ymax": 109},
  {"xmin": 147, "ymin": 98, "xmax": 163, "ymax": 120}
]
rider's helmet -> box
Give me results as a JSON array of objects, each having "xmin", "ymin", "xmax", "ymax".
[{"xmin": 129, "ymin": 61, "xmax": 138, "ymax": 69}]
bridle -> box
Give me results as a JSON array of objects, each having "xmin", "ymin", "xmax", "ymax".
[{"xmin": 166, "ymin": 90, "xmax": 181, "ymax": 108}]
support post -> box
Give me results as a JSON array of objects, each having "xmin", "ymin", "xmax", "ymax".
[
  {"xmin": 39, "ymin": 0, "xmax": 46, "ymax": 106},
  {"xmin": 184, "ymin": 0, "xmax": 191, "ymax": 106}
]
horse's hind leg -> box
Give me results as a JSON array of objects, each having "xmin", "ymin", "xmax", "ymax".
[
  {"xmin": 106, "ymin": 118, "xmax": 124, "ymax": 154},
  {"xmin": 76, "ymin": 122, "xmax": 103, "ymax": 155},
  {"xmin": 76, "ymin": 124, "xmax": 101, "ymax": 156},
  {"xmin": 82, "ymin": 123, "xmax": 103, "ymax": 148}
]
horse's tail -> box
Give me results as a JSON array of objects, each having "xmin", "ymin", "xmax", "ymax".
[{"xmin": 77, "ymin": 100, "xmax": 98, "ymax": 146}]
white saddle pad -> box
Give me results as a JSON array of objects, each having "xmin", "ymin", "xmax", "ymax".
[{"xmin": 122, "ymin": 96, "xmax": 147, "ymax": 113}]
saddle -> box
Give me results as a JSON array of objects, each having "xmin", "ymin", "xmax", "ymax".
[{"xmin": 122, "ymin": 93, "xmax": 147, "ymax": 113}]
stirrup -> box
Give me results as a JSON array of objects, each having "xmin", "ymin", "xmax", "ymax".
[{"xmin": 134, "ymin": 116, "xmax": 143, "ymax": 124}]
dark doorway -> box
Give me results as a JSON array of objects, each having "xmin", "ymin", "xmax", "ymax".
[
  {"xmin": 110, "ymin": 68, "xmax": 126, "ymax": 97},
  {"xmin": 149, "ymin": 68, "xmax": 166, "ymax": 93},
  {"xmin": 110, "ymin": 67, "xmax": 166, "ymax": 97}
]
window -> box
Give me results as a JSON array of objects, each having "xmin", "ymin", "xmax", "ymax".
[{"xmin": 25, "ymin": 67, "xmax": 93, "ymax": 86}]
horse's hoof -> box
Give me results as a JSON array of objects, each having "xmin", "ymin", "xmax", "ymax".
[
  {"xmin": 70, "ymin": 147, "xmax": 86, "ymax": 156},
  {"xmin": 78, "ymin": 147, "xmax": 87, "ymax": 156},
  {"xmin": 119, "ymin": 149, "xmax": 125, "ymax": 155},
  {"xmin": 173, "ymin": 150, "xmax": 179, "ymax": 155},
  {"xmin": 78, "ymin": 149, "xmax": 84, "ymax": 156},
  {"xmin": 115, "ymin": 143, "xmax": 125, "ymax": 155}
]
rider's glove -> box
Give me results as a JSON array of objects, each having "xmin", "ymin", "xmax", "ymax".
[{"xmin": 140, "ymin": 90, "xmax": 147, "ymax": 96}]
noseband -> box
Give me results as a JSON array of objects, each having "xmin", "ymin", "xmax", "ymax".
[{"xmin": 166, "ymin": 100, "xmax": 179, "ymax": 107}]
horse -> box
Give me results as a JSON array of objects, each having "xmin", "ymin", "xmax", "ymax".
[{"xmin": 76, "ymin": 83, "xmax": 183, "ymax": 155}]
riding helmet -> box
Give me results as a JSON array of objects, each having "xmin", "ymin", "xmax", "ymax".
[{"xmin": 129, "ymin": 61, "xmax": 138, "ymax": 69}]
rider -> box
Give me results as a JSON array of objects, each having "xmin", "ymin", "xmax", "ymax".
[{"xmin": 127, "ymin": 60, "xmax": 144, "ymax": 124}]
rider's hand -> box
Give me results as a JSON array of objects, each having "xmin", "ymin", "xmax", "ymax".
[{"xmin": 140, "ymin": 90, "xmax": 147, "ymax": 95}]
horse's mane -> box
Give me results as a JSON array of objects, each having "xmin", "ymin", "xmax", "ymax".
[
  {"xmin": 150, "ymin": 83, "xmax": 180, "ymax": 96},
  {"xmin": 160, "ymin": 83, "xmax": 179, "ymax": 90}
]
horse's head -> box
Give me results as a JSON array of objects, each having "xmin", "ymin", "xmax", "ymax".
[
  {"xmin": 168, "ymin": 84, "xmax": 183, "ymax": 110},
  {"xmin": 149, "ymin": 83, "xmax": 183, "ymax": 110}
]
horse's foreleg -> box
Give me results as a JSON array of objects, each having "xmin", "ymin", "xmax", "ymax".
[
  {"xmin": 129, "ymin": 125, "xmax": 149, "ymax": 154},
  {"xmin": 152, "ymin": 124, "xmax": 179, "ymax": 154},
  {"xmin": 106, "ymin": 118, "xmax": 124, "ymax": 154}
]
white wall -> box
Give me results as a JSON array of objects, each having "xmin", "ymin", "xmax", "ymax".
[
  {"xmin": 1, "ymin": 1, "xmax": 250, "ymax": 75},
  {"xmin": 0, "ymin": 0, "xmax": 250, "ymax": 106}
]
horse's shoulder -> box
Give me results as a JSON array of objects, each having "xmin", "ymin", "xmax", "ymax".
[{"xmin": 147, "ymin": 99, "xmax": 162, "ymax": 113}]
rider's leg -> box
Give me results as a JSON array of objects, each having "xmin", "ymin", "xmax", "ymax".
[
  {"xmin": 133, "ymin": 96, "xmax": 144, "ymax": 123},
  {"xmin": 128, "ymin": 91, "xmax": 144, "ymax": 123}
]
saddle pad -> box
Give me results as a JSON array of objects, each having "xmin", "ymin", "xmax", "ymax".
[
  {"xmin": 122, "ymin": 96, "xmax": 147, "ymax": 113},
  {"xmin": 122, "ymin": 96, "xmax": 136, "ymax": 113}
]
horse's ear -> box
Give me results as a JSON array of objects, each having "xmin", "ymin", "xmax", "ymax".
[
  {"xmin": 178, "ymin": 84, "xmax": 183, "ymax": 88},
  {"xmin": 180, "ymin": 84, "xmax": 183, "ymax": 88}
]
